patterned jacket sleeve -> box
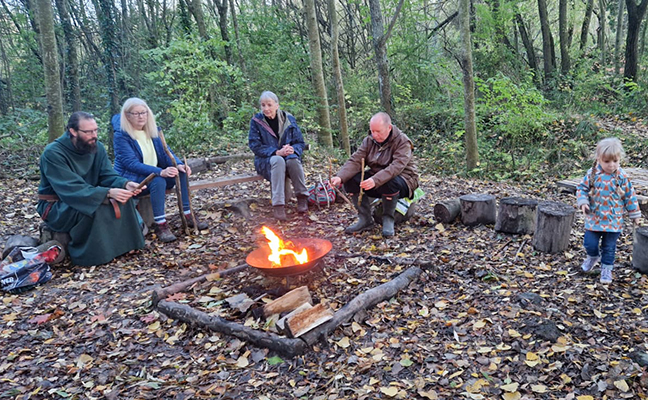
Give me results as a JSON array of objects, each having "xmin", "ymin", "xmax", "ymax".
[
  {"xmin": 576, "ymin": 170, "xmax": 591, "ymax": 208},
  {"xmin": 620, "ymin": 171, "xmax": 642, "ymax": 219}
]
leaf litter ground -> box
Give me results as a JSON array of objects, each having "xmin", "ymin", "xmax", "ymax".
[{"xmin": 1, "ymin": 156, "xmax": 648, "ymax": 400}]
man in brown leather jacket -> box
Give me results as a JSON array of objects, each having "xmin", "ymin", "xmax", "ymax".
[{"xmin": 330, "ymin": 112, "xmax": 419, "ymax": 237}]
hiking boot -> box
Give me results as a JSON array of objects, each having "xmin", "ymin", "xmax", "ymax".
[
  {"xmin": 186, "ymin": 215, "xmax": 209, "ymax": 230},
  {"xmin": 273, "ymin": 205, "xmax": 287, "ymax": 221},
  {"xmin": 580, "ymin": 255, "xmax": 600, "ymax": 272},
  {"xmin": 600, "ymin": 264, "xmax": 613, "ymax": 284},
  {"xmin": 381, "ymin": 194, "xmax": 399, "ymax": 237},
  {"xmin": 297, "ymin": 196, "xmax": 309, "ymax": 213},
  {"xmin": 345, "ymin": 194, "xmax": 374, "ymax": 234},
  {"xmin": 154, "ymin": 222, "xmax": 177, "ymax": 243}
]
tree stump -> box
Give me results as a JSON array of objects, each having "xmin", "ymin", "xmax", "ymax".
[
  {"xmin": 434, "ymin": 198, "xmax": 461, "ymax": 223},
  {"xmin": 495, "ymin": 197, "xmax": 538, "ymax": 234},
  {"xmin": 532, "ymin": 201, "xmax": 575, "ymax": 253},
  {"xmin": 460, "ymin": 194, "xmax": 496, "ymax": 226},
  {"xmin": 633, "ymin": 227, "xmax": 648, "ymax": 273}
]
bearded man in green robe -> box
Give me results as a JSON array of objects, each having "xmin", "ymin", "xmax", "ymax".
[{"xmin": 37, "ymin": 112, "xmax": 145, "ymax": 266}]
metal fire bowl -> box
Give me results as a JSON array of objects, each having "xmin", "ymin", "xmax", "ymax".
[{"xmin": 246, "ymin": 238, "xmax": 333, "ymax": 277}]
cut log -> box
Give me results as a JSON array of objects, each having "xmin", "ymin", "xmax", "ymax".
[
  {"xmin": 277, "ymin": 302, "xmax": 313, "ymax": 333},
  {"xmin": 286, "ymin": 302, "xmax": 334, "ymax": 338},
  {"xmin": 207, "ymin": 154, "xmax": 255, "ymax": 165},
  {"xmin": 532, "ymin": 201, "xmax": 576, "ymax": 253},
  {"xmin": 495, "ymin": 197, "xmax": 538, "ymax": 234},
  {"xmin": 633, "ymin": 227, "xmax": 648, "ymax": 273},
  {"xmin": 186, "ymin": 158, "xmax": 209, "ymax": 174},
  {"xmin": 460, "ymin": 194, "xmax": 497, "ymax": 226},
  {"xmin": 434, "ymin": 198, "xmax": 461, "ymax": 223},
  {"xmin": 189, "ymin": 174, "xmax": 264, "ymax": 191},
  {"xmin": 300, "ymin": 266, "xmax": 422, "ymax": 346},
  {"xmin": 157, "ymin": 300, "xmax": 307, "ymax": 357},
  {"xmin": 263, "ymin": 286, "xmax": 312, "ymax": 317}
]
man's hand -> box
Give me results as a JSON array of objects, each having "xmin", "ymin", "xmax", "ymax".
[
  {"xmin": 178, "ymin": 164, "xmax": 192, "ymax": 177},
  {"xmin": 360, "ymin": 178, "xmax": 376, "ymax": 190},
  {"xmin": 108, "ymin": 188, "xmax": 135, "ymax": 204},
  {"xmin": 580, "ymin": 204, "xmax": 590, "ymax": 215},
  {"xmin": 330, "ymin": 177, "xmax": 342, "ymax": 188},
  {"xmin": 125, "ymin": 181, "xmax": 144, "ymax": 195},
  {"xmin": 633, "ymin": 217, "xmax": 642, "ymax": 226},
  {"xmin": 160, "ymin": 167, "xmax": 178, "ymax": 178}
]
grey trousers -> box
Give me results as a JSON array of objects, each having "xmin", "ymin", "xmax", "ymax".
[{"xmin": 270, "ymin": 156, "xmax": 309, "ymax": 206}]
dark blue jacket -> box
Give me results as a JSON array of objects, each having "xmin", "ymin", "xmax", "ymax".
[
  {"xmin": 248, "ymin": 111, "xmax": 305, "ymax": 180},
  {"xmin": 112, "ymin": 114, "xmax": 182, "ymax": 183}
]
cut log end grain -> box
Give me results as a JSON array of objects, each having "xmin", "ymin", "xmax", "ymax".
[{"xmin": 263, "ymin": 286, "xmax": 312, "ymax": 317}]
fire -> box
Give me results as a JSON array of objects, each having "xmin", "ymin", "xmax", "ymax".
[{"xmin": 261, "ymin": 226, "xmax": 309, "ymax": 267}]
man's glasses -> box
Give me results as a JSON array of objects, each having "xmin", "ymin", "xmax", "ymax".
[
  {"xmin": 78, "ymin": 129, "xmax": 99, "ymax": 134},
  {"xmin": 127, "ymin": 111, "xmax": 148, "ymax": 117}
]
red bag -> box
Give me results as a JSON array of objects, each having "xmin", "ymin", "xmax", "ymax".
[{"xmin": 308, "ymin": 182, "xmax": 336, "ymax": 206}]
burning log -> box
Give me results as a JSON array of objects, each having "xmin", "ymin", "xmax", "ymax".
[{"xmin": 263, "ymin": 286, "xmax": 312, "ymax": 317}]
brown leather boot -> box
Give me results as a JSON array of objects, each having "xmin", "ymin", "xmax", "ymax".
[{"xmin": 154, "ymin": 222, "xmax": 177, "ymax": 242}]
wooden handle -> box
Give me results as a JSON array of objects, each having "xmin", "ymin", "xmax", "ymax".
[{"xmin": 135, "ymin": 173, "xmax": 157, "ymax": 191}]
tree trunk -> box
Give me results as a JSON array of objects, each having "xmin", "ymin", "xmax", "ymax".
[
  {"xmin": 368, "ymin": 0, "xmax": 404, "ymax": 116},
  {"xmin": 186, "ymin": 0, "xmax": 209, "ymax": 40},
  {"xmin": 304, "ymin": 0, "xmax": 332, "ymax": 146},
  {"xmin": 35, "ymin": 0, "xmax": 64, "ymax": 142},
  {"xmin": 212, "ymin": 0, "xmax": 232, "ymax": 65},
  {"xmin": 615, "ymin": 0, "xmax": 626, "ymax": 74},
  {"xmin": 580, "ymin": 0, "xmax": 595, "ymax": 50},
  {"xmin": 55, "ymin": 0, "xmax": 81, "ymax": 111},
  {"xmin": 516, "ymin": 13, "xmax": 540, "ymax": 84},
  {"xmin": 228, "ymin": 0, "xmax": 246, "ymax": 73},
  {"xmin": 559, "ymin": 0, "xmax": 570, "ymax": 74},
  {"xmin": 598, "ymin": 0, "xmax": 607, "ymax": 65},
  {"xmin": 532, "ymin": 201, "xmax": 576, "ymax": 254},
  {"xmin": 538, "ymin": 0, "xmax": 556, "ymax": 81},
  {"xmin": 459, "ymin": 0, "xmax": 478, "ymax": 170},
  {"xmin": 624, "ymin": 0, "xmax": 648, "ymax": 83},
  {"xmin": 328, "ymin": 0, "xmax": 350, "ymax": 156}
]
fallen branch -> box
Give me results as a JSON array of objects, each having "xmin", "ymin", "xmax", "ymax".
[
  {"xmin": 157, "ymin": 300, "xmax": 308, "ymax": 357},
  {"xmin": 151, "ymin": 264, "xmax": 248, "ymax": 306},
  {"xmin": 300, "ymin": 266, "xmax": 422, "ymax": 345}
]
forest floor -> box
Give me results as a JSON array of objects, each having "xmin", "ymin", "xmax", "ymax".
[{"xmin": 3, "ymin": 121, "xmax": 648, "ymax": 399}]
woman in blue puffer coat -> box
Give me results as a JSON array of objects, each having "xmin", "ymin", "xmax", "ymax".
[
  {"xmin": 248, "ymin": 91, "xmax": 309, "ymax": 221},
  {"xmin": 113, "ymin": 97, "xmax": 208, "ymax": 242}
]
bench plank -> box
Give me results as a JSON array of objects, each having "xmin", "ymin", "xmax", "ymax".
[{"xmin": 189, "ymin": 174, "xmax": 264, "ymax": 191}]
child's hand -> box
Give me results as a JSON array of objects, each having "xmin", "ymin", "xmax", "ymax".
[
  {"xmin": 633, "ymin": 217, "xmax": 641, "ymax": 226},
  {"xmin": 581, "ymin": 204, "xmax": 590, "ymax": 214}
]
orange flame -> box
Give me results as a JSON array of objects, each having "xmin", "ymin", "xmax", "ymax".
[{"xmin": 261, "ymin": 226, "xmax": 309, "ymax": 267}]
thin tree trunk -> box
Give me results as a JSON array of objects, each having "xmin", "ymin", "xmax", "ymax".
[
  {"xmin": 368, "ymin": 0, "xmax": 404, "ymax": 115},
  {"xmin": 624, "ymin": 0, "xmax": 648, "ymax": 82},
  {"xmin": 580, "ymin": 0, "xmax": 595, "ymax": 50},
  {"xmin": 304, "ymin": 0, "xmax": 332, "ymax": 146},
  {"xmin": 55, "ymin": 0, "xmax": 81, "ymax": 111},
  {"xmin": 459, "ymin": 0, "xmax": 478, "ymax": 170},
  {"xmin": 538, "ymin": 0, "xmax": 556, "ymax": 81},
  {"xmin": 186, "ymin": 0, "xmax": 209, "ymax": 40},
  {"xmin": 559, "ymin": 0, "xmax": 570, "ymax": 74},
  {"xmin": 598, "ymin": 0, "xmax": 607, "ymax": 65},
  {"xmin": 516, "ymin": 13, "xmax": 540, "ymax": 83},
  {"xmin": 328, "ymin": 0, "xmax": 349, "ymax": 156},
  {"xmin": 228, "ymin": 0, "xmax": 246, "ymax": 72},
  {"xmin": 615, "ymin": 0, "xmax": 625, "ymax": 74},
  {"xmin": 35, "ymin": 0, "xmax": 64, "ymax": 142},
  {"xmin": 212, "ymin": 0, "xmax": 232, "ymax": 64},
  {"xmin": 0, "ymin": 37, "xmax": 12, "ymax": 114}
]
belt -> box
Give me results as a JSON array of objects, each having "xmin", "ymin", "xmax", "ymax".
[{"xmin": 38, "ymin": 193, "xmax": 121, "ymax": 220}]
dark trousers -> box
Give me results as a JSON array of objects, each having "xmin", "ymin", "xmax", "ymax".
[{"xmin": 343, "ymin": 170, "xmax": 409, "ymax": 198}]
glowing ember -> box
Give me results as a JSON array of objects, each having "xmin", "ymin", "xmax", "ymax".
[{"xmin": 261, "ymin": 226, "xmax": 309, "ymax": 267}]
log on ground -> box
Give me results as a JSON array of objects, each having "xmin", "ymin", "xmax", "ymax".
[
  {"xmin": 434, "ymin": 198, "xmax": 461, "ymax": 223},
  {"xmin": 263, "ymin": 286, "xmax": 312, "ymax": 317},
  {"xmin": 157, "ymin": 300, "xmax": 307, "ymax": 357},
  {"xmin": 495, "ymin": 197, "xmax": 538, "ymax": 234},
  {"xmin": 532, "ymin": 201, "xmax": 575, "ymax": 254},
  {"xmin": 460, "ymin": 194, "xmax": 497, "ymax": 226},
  {"xmin": 300, "ymin": 266, "xmax": 423, "ymax": 346},
  {"xmin": 633, "ymin": 227, "xmax": 648, "ymax": 273}
]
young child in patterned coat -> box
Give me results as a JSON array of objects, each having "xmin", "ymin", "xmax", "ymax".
[{"xmin": 577, "ymin": 137, "xmax": 642, "ymax": 284}]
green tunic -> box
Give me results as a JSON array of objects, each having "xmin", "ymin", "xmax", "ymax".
[{"xmin": 37, "ymin": 132, "xmax": 145, "ymax": 266}]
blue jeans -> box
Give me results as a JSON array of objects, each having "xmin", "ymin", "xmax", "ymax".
[
  {"xmin": 138, "ymin": 174, "xmax": 190, "ymax": 219},
  {"xmin": 583, "ymin": 230, "xmax": 621, "ymax": 266}
]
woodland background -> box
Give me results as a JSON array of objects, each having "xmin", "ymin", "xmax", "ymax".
[{"xmin": 2, "ymin": 0, "xmax": 648, "ymax": 178}]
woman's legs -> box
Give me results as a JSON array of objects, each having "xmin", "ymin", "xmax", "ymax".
[{"xmin": 270, "ymin": 156, "xmax": 286, "ymax": 206}]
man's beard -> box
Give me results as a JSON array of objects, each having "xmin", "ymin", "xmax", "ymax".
[{"xmin": 72, "ymin": 137, "xmax": 98, "ymax": 154}]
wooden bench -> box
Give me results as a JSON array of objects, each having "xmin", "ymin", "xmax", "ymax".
[
  {"xmin": 556, "ymin": 167, "xmax": 648, "ymax": 217},
  {"xmin": 138, "ymin": 174, "xmax": 265, "ymax": 227}
]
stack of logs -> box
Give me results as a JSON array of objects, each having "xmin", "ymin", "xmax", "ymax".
[
  {"xmin": 434, "ymin": 194, "xmax": 576, "ymax": 254},
  {"xmin": 264, "ymin": 286, "xmax": 334, "ymax": 338}
]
